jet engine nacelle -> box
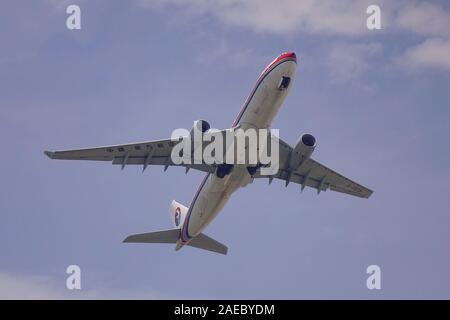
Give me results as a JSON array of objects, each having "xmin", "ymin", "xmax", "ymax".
[
  {"xmin": 189, "ymin": 120, "xmax": 210, "ymax": 163},
  {"xmin": 289, "ymin": 134, "xmax": 316, "ymax": 170},
  {"xmin": 216, "ymin": 164, "xmax": 234, "ymax": 178},
  {"xmin": 190, "ymin": 119, "xmax": 211, "ymax": 136}
]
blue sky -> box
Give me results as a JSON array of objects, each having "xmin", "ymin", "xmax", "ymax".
[{"xmin": 1, "ymin": 0, "xmax": 450, "ymax": 299}]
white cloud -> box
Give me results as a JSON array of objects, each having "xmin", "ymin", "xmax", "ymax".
[
  {"xmin": 137, "ymin": 0, "xmax": 450, "ymax": 75},
  {"xmin": 396, "ymin": 2, "xmax": 450, "ymax": 37},
  {"xmin": 0, "ymin": 273, "xmax": 68, "ymax": 299},
  {"xmin": 144, "ymin": 0, "xmax": 450, "ymax": 40},
  {"xmin": 394, "ymin": 2, "xmax": 450, "ymax": 72},
  {"xmin": 326, "ymin": 42, "xmax": 382, "ymax": 84},
  {"xmin": 401, "ymin": 38, "xmax": 450, "ymax": 71},
  {"xmin": 138, "ymin": 0, "xmax": 380, "ymax": 36},
  {"xmin": 195, "ymin": 38, "xmax": 256, "ymax": 67},
  {"xmin": 0, "ymin": 272, "xmax": 168, "ymax": 300}
]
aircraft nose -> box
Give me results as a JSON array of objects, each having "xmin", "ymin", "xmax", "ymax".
[{"xmin": 280, "ymin": 51, "xmax": 296, "ymax": 62}]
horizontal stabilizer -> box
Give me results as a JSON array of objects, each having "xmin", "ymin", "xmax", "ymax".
[
  {"xmin": 124, "ymin": 229, "xmax": 228, "ymax": 255},
  {"xmin": 123, "ymin": 229, "xmax": 179, "ymax": 244},
  {"xmin": 187, "ymin": 233, "xmax": 228, "ymax": 255}
]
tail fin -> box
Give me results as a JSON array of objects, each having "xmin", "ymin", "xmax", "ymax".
[
  {"xmin": 169, "ymin": 200, "xmax": 188, "ymax": 228},
  {"xmin": 125, "ymin": 199, "xmax": 227, "ymax": 255},
  {"xmin": 123, "ymin": 229, "xmax": 228, "ymax": 255}
]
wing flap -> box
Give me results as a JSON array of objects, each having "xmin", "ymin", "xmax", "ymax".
[
  {"xmin": 45, "ymin": 136, "xmax": 217, "ymax": 174},
  {"xmin": 304, "ymin": 158, "xmax": 373, "ymax": 198},
  {"xmin": 254, "ymin": 136, "xmax": 373, "ymax": 199},
  {"xmin": 264, "ymin": 162, "xmax": 372, "ymax": 198},
  {"xmin": 44, "ymin": 139, "xmax": 174, "ymax": 161}
]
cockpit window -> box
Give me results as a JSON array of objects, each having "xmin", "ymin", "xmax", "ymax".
[{"xmin": 278, "ymin": 76, "xmax": 291, "ymax": 90}]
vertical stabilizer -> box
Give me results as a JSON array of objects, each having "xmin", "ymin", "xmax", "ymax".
[{"xmin": 169, "ymin": 200, "xmax": 189, "ymax": 228}]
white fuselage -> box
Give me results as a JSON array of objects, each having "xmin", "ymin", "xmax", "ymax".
[{"xmin": 179, "ymin": 52, "xmax": 297, "ymax": 244}]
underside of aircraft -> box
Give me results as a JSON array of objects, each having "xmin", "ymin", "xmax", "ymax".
[{"xmin": 45, "ymin": 51, "xmax": 372, "ymax": 255}]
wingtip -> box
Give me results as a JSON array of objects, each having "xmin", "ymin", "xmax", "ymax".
[
  {"xmin": 44, "ymin": 151, "xmax": 55, "ymax": 159},
  {"xmin": 361, "ymin": 188, "xmax": 374, "ymax": 199}
]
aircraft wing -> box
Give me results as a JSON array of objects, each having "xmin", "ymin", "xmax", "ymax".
[
  {"xmin": 254, "ymin": 137, "xmax": 373, "ymax": 199},
  {"xmin": 44, "ymin": 137, "xmax": 216, "ymax": 173}
]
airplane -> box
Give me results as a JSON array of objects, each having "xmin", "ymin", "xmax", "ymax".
[{"xmin": 45, "ymin": 51, "xmax": 373, "ymax": 255}]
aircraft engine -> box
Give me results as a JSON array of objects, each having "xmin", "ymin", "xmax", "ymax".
[
  {"xmin": 216, "ymin": 164, "xmax": 234, "ymax": 178},
  {"xmin": 289, "ymin": 133, "xmax": 316, "ymax": 170},
  {"xmin": 190, "ymin": 119, "xmax": 211, "ymax": 135}
]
